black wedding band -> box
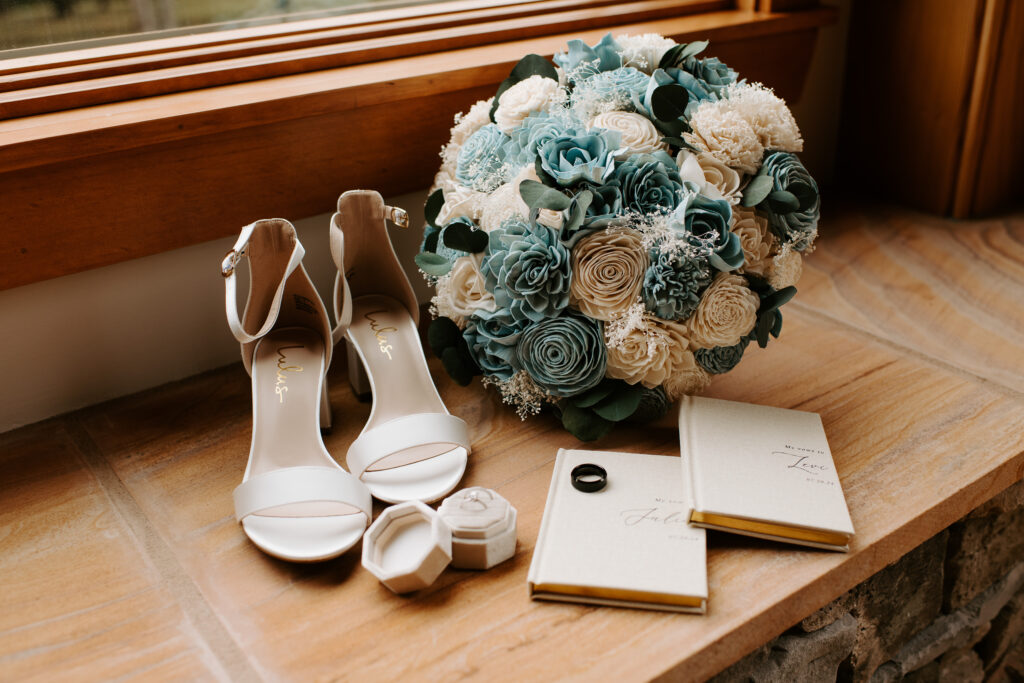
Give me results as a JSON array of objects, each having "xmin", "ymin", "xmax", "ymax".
[{"xmin": 571, "ymin": 463, "xmax": 607, "ymax": 493}]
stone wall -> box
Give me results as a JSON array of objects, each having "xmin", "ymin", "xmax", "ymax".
[{"xmin": 712, "ymin": 480, "xmax": 1024, "ymax": 683}]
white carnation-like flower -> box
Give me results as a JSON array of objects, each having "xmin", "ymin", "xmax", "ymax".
[
  {"xmin": 732, "ymin": 207, "xmax": 774, "ymax": 276},
  {"xmin": 479, "ymin": 165, "xmax": 535, "ymax": 232},
  {"xmin": 676, "ymin": 149, "xmax": 742, "ymax": 203},
  {"xmin": 494, "ymin": 76, "xmax": 563, "ymax": 135},
  {"xmin": 436, "ymin": 183, "xmax": 487, "ymax": 226},
  {"xmin": 684, "ymin": 99, "xmax": 764, "ymax": 175},
  {"xmin": 725, "ymin": 82, "xmax": 803, "ymax": 153},
  {"xmin": 617, "ymin": 33, "xmax": 676, "ymax": 74},
  {"xmin": 590, "ymin": 111, "xmax": 667, "ymax": 159},
  {"xmin": 768, "ymin": 244, "xmax": 803, "ymax": 289}
]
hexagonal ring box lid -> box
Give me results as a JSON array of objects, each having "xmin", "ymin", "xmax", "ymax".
[
  {"xmin": 437, "ymin": 487, "xmax": 517, "ymax": 570},
  {"xmin": 361, "ymin": 500, "xmax": 452, "ymax": 594}
]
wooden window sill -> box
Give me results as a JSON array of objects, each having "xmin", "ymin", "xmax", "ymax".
[
  {"xmin": 0, "ymin": 5, "xmax": 836, "ymax": 291},
  {"xmin": 3, "ymin": 202, "xmax": 1022, "ymax": 679}
]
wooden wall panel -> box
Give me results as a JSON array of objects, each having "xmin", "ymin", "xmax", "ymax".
[{"xmin": 839, "ymin": 0, "xmax": 986, "ymax": 215}]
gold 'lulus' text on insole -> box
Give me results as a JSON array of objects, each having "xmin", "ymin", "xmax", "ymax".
[
  {"xmin": 364, "ymin": 311, "xmax": 397, "ymax": 360},
  {"xmin": 275, "ymin": 346, "xmax": 304, "ymax": 402}
]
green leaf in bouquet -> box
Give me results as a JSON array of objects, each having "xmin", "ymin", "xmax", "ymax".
[
  {"xmin": 560, "ymin": 402, "xmax": 614, "ymax": 442},
  {"xmin": 658, "ymin": 44, "xmax": 686, "ymax": 70},
  {"xmin": 741, "ymin": 175, "xmax": 774, "ymax": 207},
  {"xmin": 423, "ymin": 228, "xmax": 440, "ymax": 253},
  {"xmin": 650, "ymin": 84, "xmax": 690, "ymax": 122},
  {"xmin": 534, "ymin": 156, "xmax": 558, "ymax": 187},
  {"xmin": 627, "ymin": 386, "xmax": 671, "ymax": 424},
  {"xmin": 414, "ymin": 252, "xmax": 453, "ymax": 277},
  {"xmin": 427, "ymin": 316, "xmax": 462, "ymax": 356},
  {"xmin": 766, "ymin": 190, "xmax": 800, "ymax": 214},
  {"xmin": 442, "ymin": 221, "xmax": 489, "ymax": 253},
  {"xmin": 592, "ymin": 384, "xmax": 644, "ymax": 422},
  {"xmin": 441, "ymin": 347, "xmax": 475, "ymax": 386},
  {"xmin": 562, "ymin": 189, "xmax": 593, "ymax": 234},
  {"xmin": 571, "ymin": 379, "xmax": 616, "ymax": 408},
  {"xmin": 424, "ymin": 188, "xmax": 444, "ymax": 227},
  {"xmin": 762, "ymin": 285, "xmax": 797, "ymax": 311},
  {"xmin": 489, "ymin": 54, "xmax": 558, "ymax": 122},
  {"xmin": 661, "ymin": 135, "xmax": 695, "ymax": 150},
  {"xmin": 519, "ymin": 179, "xmax": 572, "ymax": 211},
  {"xmin": 753, "ymin": 312, "xmax": 773, "ymax": 348},
  {"xmin": 678, "ymin": 40, "xmax": 709, "ymax": 61}
]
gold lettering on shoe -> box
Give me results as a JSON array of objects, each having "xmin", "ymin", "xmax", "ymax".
[
  {"xmin": 275, "ymin": 345, "xmax": 304, "ymax": 402},
  {"xmin": 364, "ymin": 311, "xmax": 397, "ymax": 360}
]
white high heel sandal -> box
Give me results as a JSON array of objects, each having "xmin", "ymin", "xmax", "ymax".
[
  {"xmin": 223, "ymin": 218, "xmax": 372, "ymax": 562},
  {"xmin": 331, "ymin": 190, "xmax": 471, "ymax": 504}
]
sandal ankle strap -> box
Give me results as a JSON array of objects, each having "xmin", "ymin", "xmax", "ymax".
[{"xmin": 223, "ymin": 220, "xmax": 305, "ymax": 345}]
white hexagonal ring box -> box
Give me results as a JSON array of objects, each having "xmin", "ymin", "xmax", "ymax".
[
  {"xmin": 361, "ymin": 500, "xmax": 453, "ymax": 594},
  {"xmin": 438, "ymin": 487, "xmax": 517, "ymax": 570}
]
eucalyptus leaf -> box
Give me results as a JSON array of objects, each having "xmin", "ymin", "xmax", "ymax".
[
  {"xmin": 767, "ymin": 190, "xmax": 800, "ymax": 214},
  {"xmin": 424, "ymin": 188, "xmax": 444, "ymax": 227},
  {"xmin": 650, "ymin": 84, "xmax": 690, "ymax": 122},
  {"xmin": 442, "ymin": 222, "xmax": 488, "ymax": 253},
  {"xmin": 519, "ymin": 179, "xmax": 572, "ymax": 211},
  {"xmin": 427, "ymin": 316, "xmax": 461, "ymax": 355},
  {"xmin": 534, "ymin": 156, "xmax": 558, "ymax": 187},
  {"xmin": 441, "ymin": 347, "xmax": 474, "ymax": 386},
  {"xmin": 658, "ymin": 44, "xmax": 685, "ymax": 70},
  {"xmin": 592, "ymin": 385, "xmax": 643, "ymax": 422},
  {"xmin": 572, "ymin": 381, "xmax": 615, "ymax": 408},
  {"xmin": 423, "ymin": 229, "xmax": 440, "ymax": 253},
  {"xmin": 678, "ymin": 40, "xmax": 709, "ymax": 61},
  {"xmin": 561, "ymin": 402, "xmax": 614, "ymax": 442},
  {"xmin": 414, "ymin": 252, "xmax": 452, "ymax": 277},
  {"xmin": 562, "ymin": 189, "xmax": 593, "ymax": 234},
  {"xmin": 741, "ymin": 175, "xmax": 774, "ymax": 207},
  {"xmin": 762, "ymin": 286, "xmax": 797, "ymax": 311}
]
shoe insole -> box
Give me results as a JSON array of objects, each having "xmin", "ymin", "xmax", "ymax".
[
  {"xmin": 347, "ymin": 295, "xmax": 467, "ymax": 503},
  {"xmin": 244, "ymin": 327, "xmax": 365, "ymax": 561}
]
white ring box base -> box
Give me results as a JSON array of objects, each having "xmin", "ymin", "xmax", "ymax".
[
  {"xmin": 438, "ymin": 488, "xmax": 518, "ymax": 570},
  {"xmin": 361, "ymin": 501, "xmax": 452, "ymax": 594}
]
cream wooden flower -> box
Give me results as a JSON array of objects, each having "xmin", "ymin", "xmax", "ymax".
[
  {"xmin": 570, "ymin": 228, "xmax": 648, "ymax": 320},
  {"xmin": 450, "ymin": 98, "xmax": 494, "ymax": 147},
  {"xmin": 437, "ymin": 183, "xmax": 487, "ymax": 226},
  {"xmin": 590, "ymin": 111, "xmax": 667, "ymax": 160},
  {"xmin": 768, "ymin": 245, "xmax": 803, "ymax": 289},
  {"xmin": 434, "ymin": 255, "xmax": 495, "ymax": 328},
  {"xmin": 732, "ymin": 207, "xmax": 774, "ymax": 276},
  {"xmin": 660, "ymin": 319, "xmax": 711, "ymax": 399},
  {"xmin": 617, "ymin": 33, "xmax": 676, "ymax": 74},
  {"xmin": 687, "ymin": 272, "xmax": 759, "ymax": 349},
  {"xmin": 605, "ymin": 315, "xmax": 675, "ymax": 389},
  {"xmin": 676, "ymin": 149, "xmax": 742, "ymax": 204},
  {"xmin": 494, "ymin": 76, "xmax": 563, "ymax": 134}
]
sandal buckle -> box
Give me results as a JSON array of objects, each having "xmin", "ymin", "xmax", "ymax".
[
  {"xmin": 221, "ymin": 249, "xmax": 243, "ymax": 277},
  {"xmin": 386, "ymin": 206, "xmax": 409, "ymax": 228}
]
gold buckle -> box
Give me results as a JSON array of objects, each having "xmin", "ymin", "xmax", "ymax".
[
  {"xmin": 221, "ymin": 249, "xmax": 243, "ymax": 277},
  {"xmin": 385, "ymin": 205, "xmax": 409, "ymax": 228}
]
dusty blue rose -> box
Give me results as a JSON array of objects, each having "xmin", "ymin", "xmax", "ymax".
[
  {"xmin": 571, "ymin": 66, "xmax": 649, "ymax": 111},
  {"xmin": 642, "ymin": 243, "xmax": 713, "ymax": 321},
  {"xmin": 605, "ymin": 151, "xmax": 684, "ymax": 215},
  {"xmin": 581, "ymin": 178, "xmax": 625, "ymax": 227},
  {"xmin": 462, "ymin": 307, "xmax": 528, "ymax": 380},
  {"xmin": 668, "ymin": 187, "xmax": 744, "ymax": 272},
  {"xmin": 683, "ymin": 55, "xmax": 737, "ymax": 95},
  {"xmin": 456, "ymin": 123, "xmax": 513, "ymax": 192},
  {"xmin": 481, "ymin": 218, "xmax": 572, "ymax": 323},
  {"xmin": 759, "ymin": 152, "xmax": 820, "ymax": 252},
  {"xmin": 695, "ymin": 338, "xmax": 749, "ymax": 374},
  {"xmin": 516, "ymin": 313, "xmax": 607, "ymax": 397},
  {"xmin": 539, "ymin": 131, "xmax": 617, "ymax": 187},
  {"xmin": 504, "ymin": 114, "xmax": 578, "ymax": 168},
  {"xmin": 553, "ymin": 33, "xmax": 622, "ymax": 80}
]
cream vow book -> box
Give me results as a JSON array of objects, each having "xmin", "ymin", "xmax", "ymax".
[
  {"xmin": 528, "ymin": 449, "xmax": 707, "ymax": 613},
  {"xmin": 680, "ymin": 396, "xmax": 855, "ymax": 551}
]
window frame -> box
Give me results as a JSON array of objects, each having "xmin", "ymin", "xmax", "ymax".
[{"xmin": 0, "ymin": 0, "xmax": 835, "ymax": 291}]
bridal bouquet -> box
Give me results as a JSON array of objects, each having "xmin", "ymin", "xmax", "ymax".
[{"xmin": 416, "ymin": 33, "xmax": 818, "ymax": 440}]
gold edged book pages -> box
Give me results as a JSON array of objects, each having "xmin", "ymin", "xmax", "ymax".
[
  {"xmin": 527, "ymin": 449, "xmax": 707, "ymax": 614},
  {"xmin": 679, "ymin": 396, "xmax": 855, "ymax": 552}
]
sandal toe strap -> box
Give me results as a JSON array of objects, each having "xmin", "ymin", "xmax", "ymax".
[
  {"xmin": 346, "ymin": 414, "xmax": 470, "ymax": 480},
  {"xmin": 233, "ymin": 466, "xmax": 372, "ymax": 522}
]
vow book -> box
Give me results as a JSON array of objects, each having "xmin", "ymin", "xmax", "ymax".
[
  {"xmin": 680, "ymin": 396, "xmax": 855, "ymax": 551},
  {"xmin": 528, "ymin": 449, "xmax": 707, "ymax": 613}
]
